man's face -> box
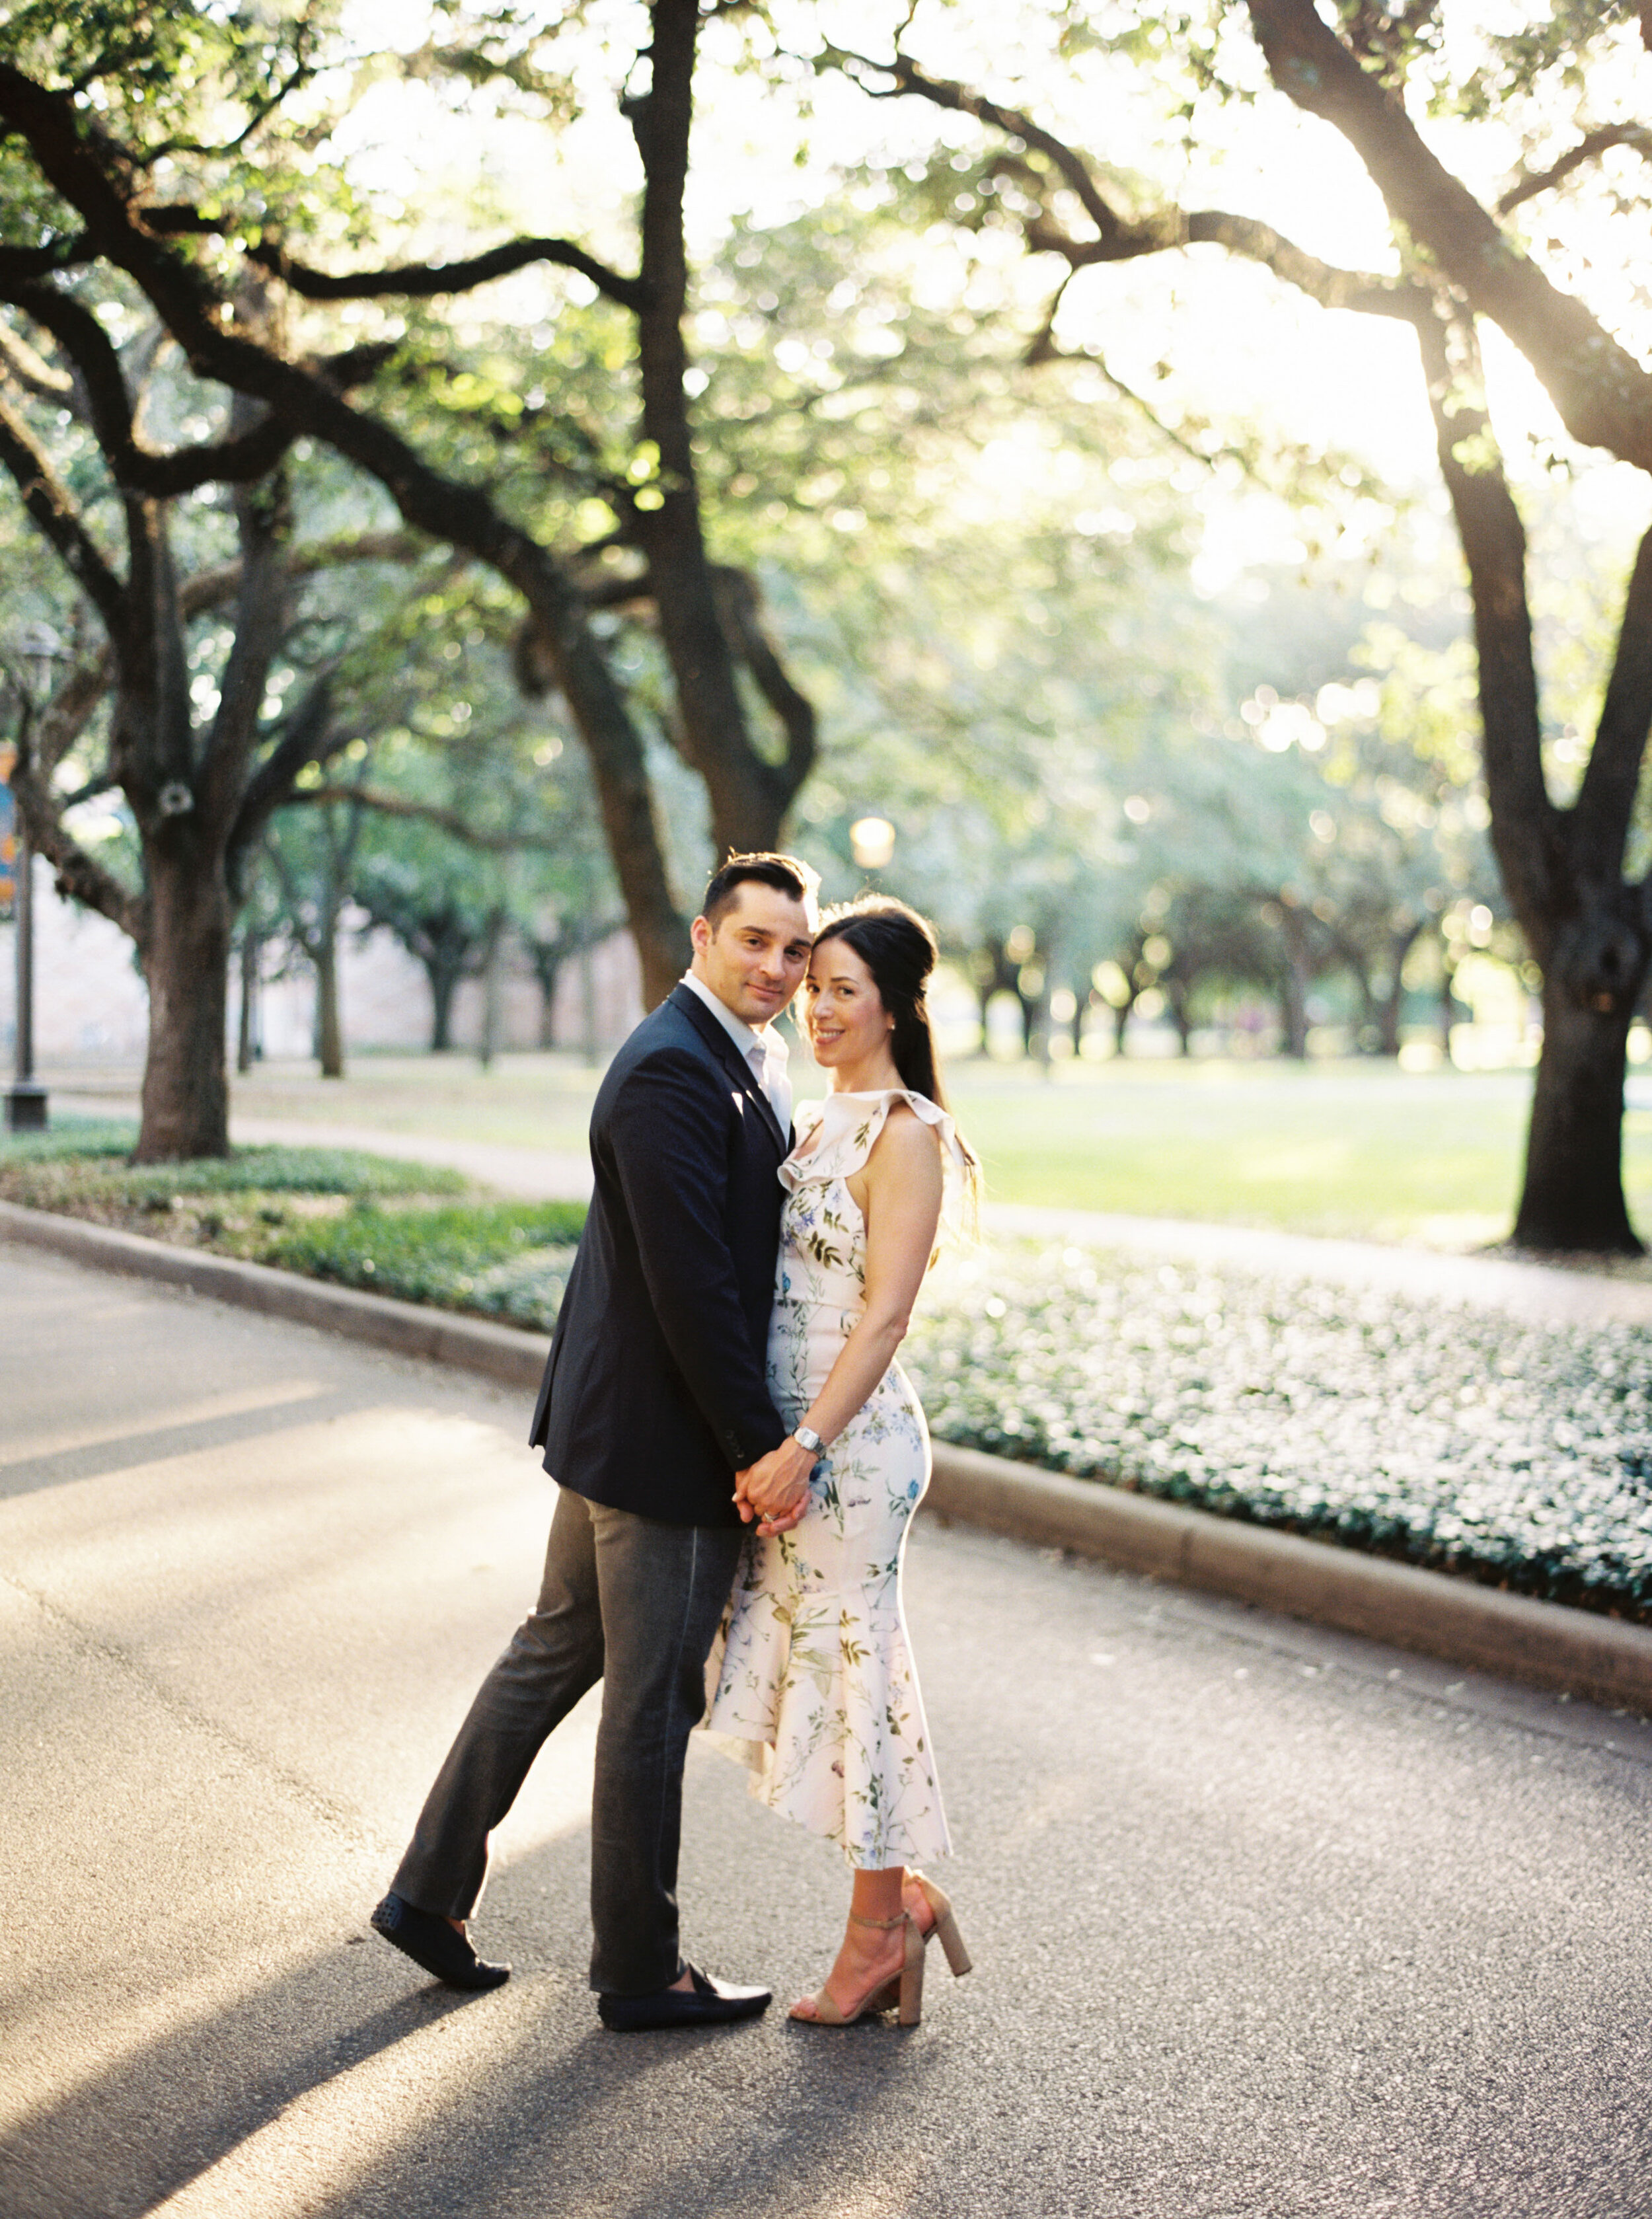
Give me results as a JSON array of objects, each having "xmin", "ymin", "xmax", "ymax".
[{"xmin": 690, "ymin": 882, "xmax": 813, "ymax": 1027}]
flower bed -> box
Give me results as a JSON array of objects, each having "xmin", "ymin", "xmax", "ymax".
[{"xmin": 905, "ymin": 1241, "xmax": 1652, "ymax": 1624}]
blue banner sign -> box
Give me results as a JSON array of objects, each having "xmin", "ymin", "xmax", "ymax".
[{"xmin": 0, "ymin": 743, "xmax": 14, "ymax": 923}]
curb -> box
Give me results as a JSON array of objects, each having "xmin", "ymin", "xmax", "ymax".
[
  {"xmin": 920, "ymin": 1443, "xmax": 1652, "ymax": 1715},
  {"xmin": 7, "ymin": 1197, "xmax": 1652, "ymax": 1715},
  {"xmin": 0, "ymin": 1199, "xmax": 544, "ymax": 1392}
]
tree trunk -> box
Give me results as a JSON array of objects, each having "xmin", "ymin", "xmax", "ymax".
[
  {"xmin": 1438, "ymin": 946, "xmax": 1458, "ymax": 1056},
  {"xmin": 1375, "ymin": 925, "xmax": 1422, "ymax": 1057},
  {"xmin": 580, "ymin": 940, "xmax": 599, "ymax": 1069},
  {"xmin": 136, "ymin": 842, "xmax": 231, "ymax": 1159},
  {"xmin": 1374, "ymin": 983, "xmax": 1402, "ymax": 1057},
  {"xmin": 428, "ymin": 959, "xmax": 461, "ymax": 1053},
  {"xmin": 236, "ymin": 928, "xmax": 259, "ymax": 1074},
  {"xmin": 1515, "ymin": 978, "xmax": 1643, "ymax": 1251},
  {"xmin": 314, "ymin": 918, "xmax": 344, "ymax": 1079},
  {"xmin": 534, "ymin": 951, "xmax": 561, "ymax": 1048},
  {"xmin": 478, "ymin": 911, "xmax": 505, "ymax": 1070},
  {"xmin": 1278, "ymin": 967, "xmax": 1309, "ymax": 1059},
  {"xmin": 1277, "ymin": 909, "xmax": 1311, "ymax": 1059}
]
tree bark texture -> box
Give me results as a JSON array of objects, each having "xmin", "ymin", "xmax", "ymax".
[
  {"xmin": 627, "ymin": 2, "xmax": 817, "ymax": 858},
  {"xmin": 427, "ymin": 959, "xmax": 461, "ymax": 1053},
  {"xmin": 314, "ymin": 922, "xmax": 344, "ymax": 1080},
  {"xmin": 1517, "ymin": 977, "xmax": 1643, "ymax": 1251},
  {"xmin": 137, "ymin": 838, "xmax": 232, "ymax": 1160},
  {"xmin": 237, "ymin": 928, "xmax": 260, "ymax": 1074}
]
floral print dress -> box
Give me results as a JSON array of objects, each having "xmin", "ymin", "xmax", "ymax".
[{"xmin": 702, "ymin": 1088, "xmax": 961, "ymax": 1869}]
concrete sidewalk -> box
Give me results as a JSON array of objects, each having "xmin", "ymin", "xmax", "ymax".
[{"xmin": 4, "ymin": 1240, "xmax": 1651, "ymax": 2218}]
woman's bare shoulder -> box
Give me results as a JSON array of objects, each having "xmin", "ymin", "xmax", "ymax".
[{"xmin": 864, "ymin": 1100, "xmax": 943, "ymax": 1178}]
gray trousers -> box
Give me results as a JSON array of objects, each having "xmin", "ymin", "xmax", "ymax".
[{"xmin": 391, "ymin": 1486, "xmax": 745, "ymax": 1996}]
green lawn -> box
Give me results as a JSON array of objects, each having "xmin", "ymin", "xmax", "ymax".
[
  {"xmin": 940, "ymin": 1061, "xmax": 1578, "ymax": 1246},
  {"xmin": 215, "ymin": 1049, "xmax": 1652, "ymax": 1250}
]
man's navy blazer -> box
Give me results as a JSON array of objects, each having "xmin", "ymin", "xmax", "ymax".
[{"xmin": 529, "ymin": 983, "xmax": 792, "ymax": 1526}]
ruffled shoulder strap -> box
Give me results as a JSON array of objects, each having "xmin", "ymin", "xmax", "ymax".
[{"xmin": 780, "ymin": 1088, "xmax": 961, "ymax": 1193}]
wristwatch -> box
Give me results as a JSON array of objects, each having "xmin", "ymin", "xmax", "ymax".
[{"xmin": 792, "ymin": 1424, "xmax": 825, "ymax": 1456}]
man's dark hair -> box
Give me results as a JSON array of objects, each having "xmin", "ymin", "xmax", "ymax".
[{"xmin": 700, "ymin": 851, "xmax": 819, "ymax": 929}]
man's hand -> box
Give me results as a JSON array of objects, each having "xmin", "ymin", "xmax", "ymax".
[{"xmin": 734, "ymin": 1437, "xmax": 816, "ymax": 1535}]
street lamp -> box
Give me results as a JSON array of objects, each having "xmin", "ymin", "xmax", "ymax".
[
  {"xmin": 850, "ymin": 815, "xmax": 896, "ymax": 874},
  {"xmin": 5, "ymin": 622, "xmax": 65, "ymax": 1133}
]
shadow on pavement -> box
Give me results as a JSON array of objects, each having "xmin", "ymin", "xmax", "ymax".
[
  {"xmin": 0, "ymin": 1799, "xmax": 615, "ymax": 2219},
  {"xmin": 0, "ymin": 1944, "xmax": 482, "ymax": 2219},
  {"xmin": 301, "ymin": 1997, "xmax": 950, "ymax": 2219},
  {"xmin": 0, "ymin": 1388, "xmax": 363, "ymax": 1503}
]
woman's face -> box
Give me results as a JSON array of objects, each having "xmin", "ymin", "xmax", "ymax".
[{"xmin": 802, "ymin": 936, "xmax": 893, "ymax": 1070}]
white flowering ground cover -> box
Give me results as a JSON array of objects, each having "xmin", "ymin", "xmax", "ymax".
[{"xmin": 903, "ymin": 1240, "xmax": 1652, "ymax": 1623}]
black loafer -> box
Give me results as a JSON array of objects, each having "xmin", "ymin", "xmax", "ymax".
[
  {"xmin": 598, "ymin": 1962, "xmax": 771, "ymax": 2033},
  {"xmin": 370, "ymin": 1891, "xmax": 510, "ymax": 1991}
]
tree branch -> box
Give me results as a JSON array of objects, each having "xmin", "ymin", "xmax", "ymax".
[
  {"xmin": 200, "ymin": 406, "xmax": 293, "ymax": 843},
  {"xmin": 1498, "ymin": 125, "xmax": 1652, "ymax": 215},
  {"xmin": 0, "ymin": 237, "xmax": 92, "ymax": 282},
  {"xmin": 34, "ymin": 654, "xmax": 114, "ymax": 780},
  {"xmin": 1243, "ymin": 0, "xmax": 1652, "ymax": 470},
  {"xmin": 1571, "ymin": 520, "xmax": 1652, "ymax": 881},
  {"xmin": 0, "ymin": 315, "xmax": 71, "ymax": 396},
  {"xmin": 176, "ymin": 529, "xmax": 430, "ymax": 622},
  {"xmin": 820, "ymin": 46, "xmax": 1425, "ymax": 320},
  {"xmin": 0, "ymin": 56, "xmax": 688, "ymax": 993},
  {"xmin": 8, "ymin": 759, "xmax": 142, "ymax": 941},
  {"xmin": 227, "ymin": 671, "xmax": 343, "ymax": 864},
  {"xmin": 141, "ymin": 202, "xmax": 648, "ymax": 312},
  {"xmin": 1413, "ymin": 307, "xmax": 1563, "ymax": 948},
  {"xmin": 0, "ymin": 389, "xmax": 128, "ymax": 636},
  {"xmin": 244, "ymin": 233, "xmax": 650, "ymax": 314},
  {"xmin": 710, "ymin": 564, "xmax": 816, "ymax": 804},
  {"xmin": 824, "ymin": 42, "xmax": 1127, "ymax": 245},
  {"xmin": 3, "ymin": 276, "xmax": 295, "ymax": 494},
  {"xmin": 285, "ymin": 781, "xmax": 574, "ymax": 850}
]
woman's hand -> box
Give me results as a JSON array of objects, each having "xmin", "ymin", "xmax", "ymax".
[{"xmin": 734, "ymin": 1437, "xmax": 815, "ymax": 1534}]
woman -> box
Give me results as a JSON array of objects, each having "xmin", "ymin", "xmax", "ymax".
[{"xmin": 703, "ymin": 895, "xmax": 978, "ymax": 2027}]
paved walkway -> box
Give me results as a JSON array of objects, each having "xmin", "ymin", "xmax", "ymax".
[
  {"xmin": 4, "ymin": 1240, "xmax": 1651, "ymax": 2218},
  {"xmin": 229, "ymin": 1113, "xmax": 596, "ymax": 1206}
]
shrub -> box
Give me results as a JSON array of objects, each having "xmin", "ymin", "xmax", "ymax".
[
  {"xmin": 262, "ymin": 1199, "xmax": 585, "ymax": 1322},
  {"xmin": 907, "ymin": 1242, "xmax": 1652, "ymax": 1622}
]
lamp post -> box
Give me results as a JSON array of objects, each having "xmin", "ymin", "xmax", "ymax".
[
  {"xmin": 6, "ymin": 622, "xmax": 65, "ymax": 1133},
  {"xmin": 849, "ymin": 815, "xmax": 896, "ymax": 877}
]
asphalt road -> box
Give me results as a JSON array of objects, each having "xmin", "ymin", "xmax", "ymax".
[{"xmin": 3, "ymin": 1242, "xmax": 1651, "ymax": 2219}]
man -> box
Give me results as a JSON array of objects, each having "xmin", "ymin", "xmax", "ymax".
[{"xmin": 371, "ymin": 853, "xmax": 818, "ymax": 2031}]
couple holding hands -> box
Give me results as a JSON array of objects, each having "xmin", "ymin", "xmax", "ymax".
[{"xmin": 371, "ymin": 853, "xmax": 976, "ymax": 2033}]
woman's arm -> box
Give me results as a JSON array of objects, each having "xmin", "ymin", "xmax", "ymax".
[{"xmin": 739, "ymin": 1107, "xmax": 943, "ymax": 1526}]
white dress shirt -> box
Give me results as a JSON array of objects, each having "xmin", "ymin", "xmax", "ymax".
[{"xmin": 679, "ymin": 971, "xmax": 792, "ymax": 1132}]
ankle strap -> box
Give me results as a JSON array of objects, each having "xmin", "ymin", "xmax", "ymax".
[{"xmin": 848, "ymin": 1910, "xmax": 907, "ymax": 1930}]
